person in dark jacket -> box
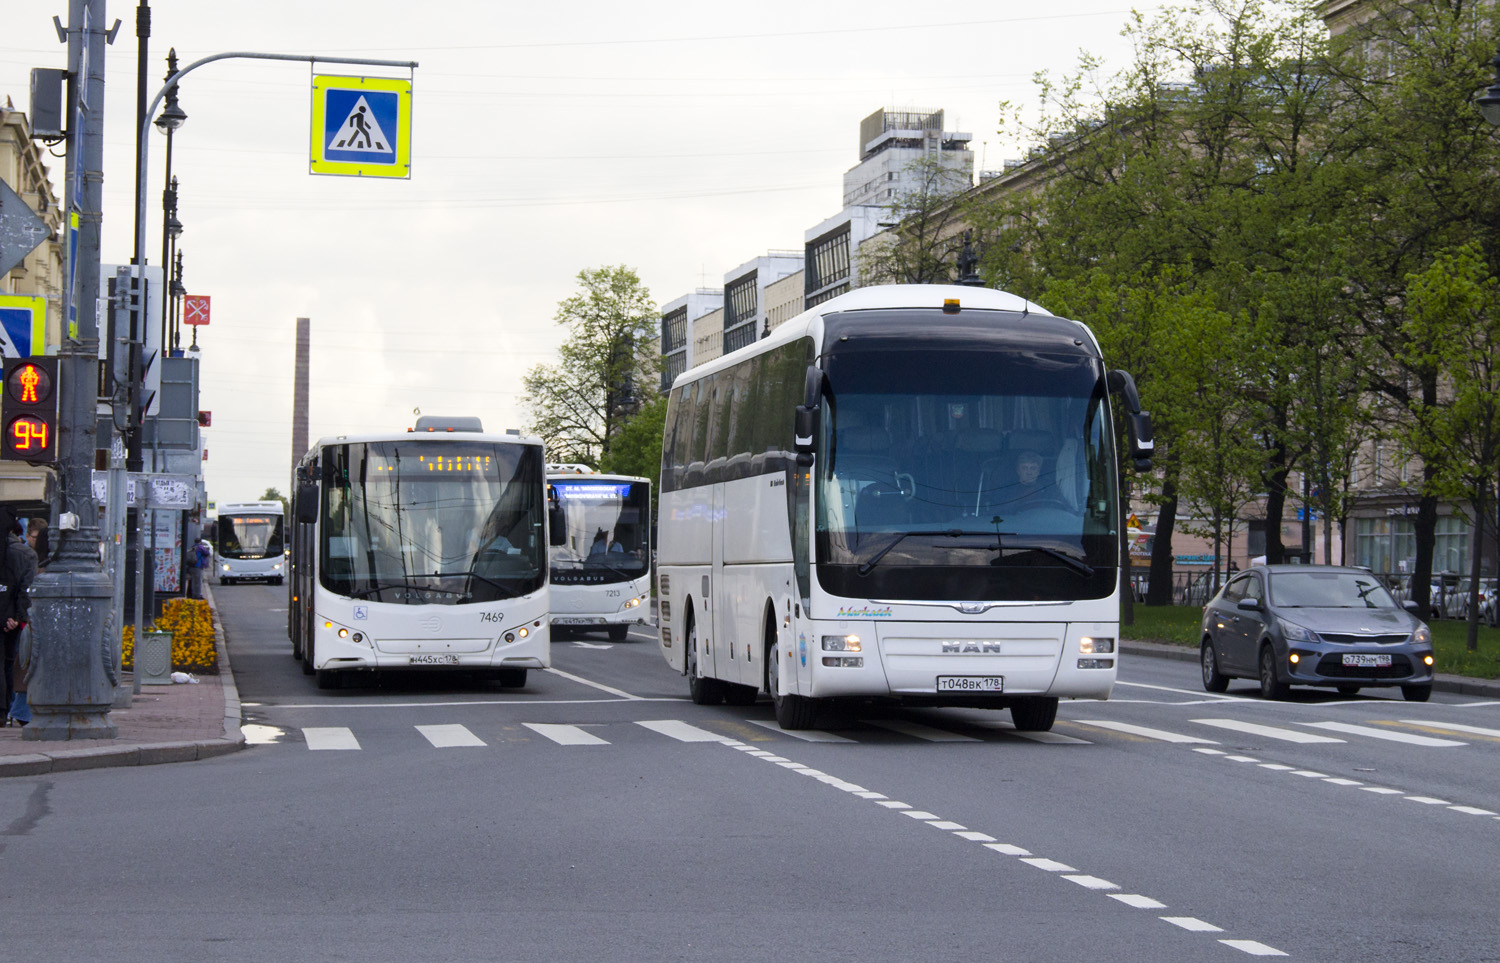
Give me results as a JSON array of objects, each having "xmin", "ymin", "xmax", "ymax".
[{"xmin": 1, "ymin": 508, "xmax": 36, "ymax": 725}]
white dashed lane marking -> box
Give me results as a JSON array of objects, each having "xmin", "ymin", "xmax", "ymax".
[
  {"xmin": 1071, "ymin": 720, "xmax": 1219, "ymax": 744},
  {"xmin": 302, "ymin": 727, "xmax": 360, "ymax": 750},
  {"xmin": 1190, "ymin": 719, "xmax": 1344, "ymax": 744},
  {"xmin": 1300, "ymin": 721, "xmax": 1465, "ymax": 746},
  {"xmin": 524, "ymin": 723, "xmax": 609, "ymax": 746}
]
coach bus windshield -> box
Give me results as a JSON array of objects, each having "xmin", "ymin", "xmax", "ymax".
[
  {"xmin": 815, "ymin": 321, "xmax": 1119, "ymax": 602},
  {"xmin": 218, "ymin": 513, "xmax": 283, "ymax": 560},
  {"xmin": 548, "ymin": 479, "xmax": 651, "ymax": 585},
  {"xmin": 319, "ymin": 440, "xmax": 546, "ymax": 604}
]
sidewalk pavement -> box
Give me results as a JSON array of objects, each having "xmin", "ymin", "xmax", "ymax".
[
  {"xmin": 2, "ymin": 603, "xmax": 1495, "ymax": 778},
  {"xmin": 0, "ymin": 581, "xmax": 244, "ymax": 777}
]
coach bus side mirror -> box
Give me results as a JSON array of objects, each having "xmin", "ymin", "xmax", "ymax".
[
  {"xmin": 1107, "ymin": 369, "xmax": 1155, "ymax": 471},
  {"xmin": 296, "ymin": 481, "xmax": 318, "ymax": 523},
  {"xmin": 795, "ymin": 365, "xmax": 823, "ymax": 466}
]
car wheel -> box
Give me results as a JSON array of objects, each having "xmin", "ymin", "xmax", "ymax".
[
  {"xmin": 1337, "ymin": 685, "xmax": 1361, "ymax": 697},
  {"xmin": 1401, "ymin": 683, "xmax": 1432, "ymax": 702},
  {"xmin": 607, "ymin": 625, "xmax": 629, "ymax": 642},
  {"xmin": 684, "ymin": 614, "xmax": 723, "ymax": 706},
  {"xmin": 1010, "ymin": 696, "xmax": 1059, "ymax": 732},
  {"xmin": 768, "ymin": 637, "xmax": 817, "ymax": 729},
  {"xmin": 1201, "ymin": 640, "xmax": 1230, "ymax": 693},
  {"xmin": 1258, "ymin": 645, "xmax": 1290, "ymax": 700}
]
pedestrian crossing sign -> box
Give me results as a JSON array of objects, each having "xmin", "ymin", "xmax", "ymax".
[{"xmin": 310, "ymin": 75, "xmax": 412, "ymax": 178}]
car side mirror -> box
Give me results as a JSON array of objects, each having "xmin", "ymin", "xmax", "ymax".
[
  {"xmin": 1402, "ymin": 600, "xmax": 1420, "ymax": 614},
  {"xmin": 1237, "ymin": 597, "xmax": 1263, "ymax": 613}
]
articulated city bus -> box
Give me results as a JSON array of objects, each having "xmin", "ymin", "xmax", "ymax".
[
  {"xmin": 656, "ymin": 284, "xmax": 1153, "ymax": 730},
  {"xmin": 546, "ymin": 465, "xmax": 652, "ymax": 641},
  {"xmin": 287, "ymin": 417, "xmax": 550, "ymax": 689},
  {"xmin": 214, "ymin": 501, "xmax": 286, "ymax": 585}
]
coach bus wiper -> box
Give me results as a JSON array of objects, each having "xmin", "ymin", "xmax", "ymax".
[
  {"xmin": 857, "ymin": 530, "xmax": 1002, "ymax": 576},
  {"xmin": 990, "ymin": 543, "xmax": 1095, "ymax": 577}
]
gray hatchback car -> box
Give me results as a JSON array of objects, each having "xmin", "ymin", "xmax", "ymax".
[{"xmin": 1200, "ymin": 565, "xmax": 1435, "ymax": 701}]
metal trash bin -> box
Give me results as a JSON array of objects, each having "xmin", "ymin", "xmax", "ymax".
[{"xmin": 137, "ymin": 631, "xmax": 175, "ymax": 686}]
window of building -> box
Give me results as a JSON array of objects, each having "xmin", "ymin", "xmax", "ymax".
[
  {"xmin": 726, "ymin": 275, "xmax": 758, "ymax": 327},
  {"xmin": 806, "ymin": 226, "xmax": 851, "ymax": 294},
  {"xmin": 661, "ymin": 307, "xmax": 687, "ymax": 353}
]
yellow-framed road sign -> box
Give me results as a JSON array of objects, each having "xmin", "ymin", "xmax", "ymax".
[
  {"xmin": 310, "ymin": 75, "xmax": 412, "ymax": 178},
  {"xmin": 0, "ymin": 294, "xmax": 47, "ymax": 359}
]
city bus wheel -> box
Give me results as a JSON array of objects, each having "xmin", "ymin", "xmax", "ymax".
[
  {"xmin": 1010, "ymin": 696, "xmax": 1058, "ymax": 732},
  {"xmin": 497, "ymin": 668, "xmax": 528, "ymax": 687},
  {"xmin": 301, "ymin": 635, "xmax": 315, "ymax": 675},
  {"xmin": 315, "ymin": 667, "xmax": 340, "ymax": 690},
  {"xmin": 607, "ymin": 625, "xmax": 629, "ymax": 642},
  {"xmin": 685, "ymin": 614, "xmax": 723, "ymax": 706},
  {"xmin": 769, "ymin": 638, "xmax": 816, "ymax": 730}
]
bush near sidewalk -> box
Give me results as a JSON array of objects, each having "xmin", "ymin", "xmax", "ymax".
[
  {"xmin": 1122, "ymin": 604, "xmax": 1500, "ymax": 680},
  {"xmin": 120, "ymin": 598, "xmax": 218, "ymax": 673}
]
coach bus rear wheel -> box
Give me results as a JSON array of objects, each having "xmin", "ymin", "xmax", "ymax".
[{"xmin": 685, "ymin": 612, "xmax": 723, "ymax": 706}]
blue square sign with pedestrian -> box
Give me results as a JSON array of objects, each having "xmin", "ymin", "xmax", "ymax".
[{"xmin": 310, "ymin": 75, "xmax": 412, "ymax": 179}]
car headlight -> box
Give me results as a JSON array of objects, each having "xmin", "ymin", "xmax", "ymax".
[
  {"xmin": 1412, "ymin": 624, "xmax": 1432, "ymax": 645},
  {"xmin": 1280, "ymin": 619, "xmax": 1319, "ymax": 643}
]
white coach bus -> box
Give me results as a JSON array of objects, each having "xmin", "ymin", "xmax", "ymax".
[
  {"xmin": 546, "ymin": 466, "xmax": 653, "ymax": 641},
  {"xmin": 287, "ymin": 417, "xmax": 551, "ymax": 690},
  {"xmin": 214, "ymin": 501, "xmax": 286, "ymax": 584},
  {"xmin": 655, "ymin": 285, "xmax": 1153, "ymax": 731}
]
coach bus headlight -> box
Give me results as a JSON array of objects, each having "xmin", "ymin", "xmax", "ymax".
[
  {"xmin": 1080, "ymin": 637, "xmax": 1114, "ymax": 654},
  {"xmin": 822, "ymin": 634, "xmax": 861, "ymax": 652},
  {"xmin": 822, "ymin": 656, "xmax": 864, "ymax": 668},
  {"xmin": 1077, "ymin": 658, "xmax": 1114, "ymax": 669}
]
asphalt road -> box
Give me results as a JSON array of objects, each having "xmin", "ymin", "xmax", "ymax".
[{"xmin": 2, "ymin": 581, "xmax": 1497, "ymax": 962}]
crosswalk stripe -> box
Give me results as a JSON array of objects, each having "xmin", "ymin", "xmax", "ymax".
[
  {"xmin": 1399, "ymin": 720, "xmax": 1500, "ymax": 740},
  {"xmin": 862, "ymin": 719, "xmax": 982, "ymax": 743},
  {"xmin": 1301, "ymin": 721, "xmax": 1465, "ymax": 747},
  {"xmin": 523, "ymin": 723, "xmax": 609, "ymax": 746},
  {"xmin": 636, "ymin": 720, "xmax": 732, "ymax": 743},
  {"xmin": 746, "ymin": 719, "xmax": 855, "ymax": 743},
  {"xmin": 1191, "ymin": 719, "xmax": 1344, "ymax": 744},
  {"xmin": 303, "ymin": 727, "xmax": 360, "ymax": 750},
  {"xmin": 416, "ymin": 724, "xmax": 486, "ymax": 748},
  {"xmin": 1072, "ymin": 720, "xmax": 1219, "ymax": 744}
]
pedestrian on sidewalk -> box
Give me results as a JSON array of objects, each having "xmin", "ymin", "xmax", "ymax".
[
  {"xmin": 1, "ymin": 509, "xmax": 36, "ymax": 726},
  {"xmin": 26, "ymin": 517, "xmax": 49, "ymax": 573},
  {"xmin": 190, "ymin": 539, "xmax": 210, "ymax": 599}
]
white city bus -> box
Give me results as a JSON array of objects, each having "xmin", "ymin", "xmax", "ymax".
[
  {"xmin": 546, "ymin": 466, "xmax": 652, "ymax": 641},
  {"xmin": 656, "ymin": 284, "xmax": 1153, "ymax": 730},
  {"xmin": 214, "ymin": 501, "xmax": 286, "ymax": 585},
  {"xmin": 287, "ymin": 417, "xmax": 551, "ymax": 690}
]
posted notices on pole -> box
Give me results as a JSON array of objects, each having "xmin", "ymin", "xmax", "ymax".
[{"xmin": 153, "ymin": 510, "xmax": 182, "ymax": 593}]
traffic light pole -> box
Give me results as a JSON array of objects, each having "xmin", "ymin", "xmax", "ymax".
[{"xmin": 26, "ymin": 0, "xmax": 118, "ymax": 741}]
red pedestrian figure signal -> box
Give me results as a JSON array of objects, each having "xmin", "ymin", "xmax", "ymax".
[{"xmin": 1, "ymin": 357, "xmax": 61, "ymax": 463}]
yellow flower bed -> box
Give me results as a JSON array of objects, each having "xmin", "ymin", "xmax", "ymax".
[{"xmin": 121, "ymin": 598, "xmax": 219, "ymax": 673}]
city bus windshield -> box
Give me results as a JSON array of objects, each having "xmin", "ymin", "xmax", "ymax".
[
  {"xmin": 319, "ymin": 440, "xmax": 546, "ymax": 604},
  {"xmin": 548, "ymin": 478, "xmax": 651, "ymax": 585},
  {"xmin": 218, "ymin": 513, "xmax": 283, "ymax": 560},
  {"xmin": 815, "ymin": 323, "xmax": 1119, "ymax": 601}
]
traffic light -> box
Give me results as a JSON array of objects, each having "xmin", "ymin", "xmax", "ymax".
[{"xmin": 1, "ymin": 356, "xmax": 61, "ymax": 463}]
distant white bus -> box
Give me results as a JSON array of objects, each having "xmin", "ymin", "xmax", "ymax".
[
  {"xmin": 655, "ymin": 284, "xmax": 1153, "ymax": 730},
  {"xmin": 214, "ymin": 501, "xmax": 286, "ymax": 585},
  {"xmin": 287, "ymin": 417, "xmax": 550, "ymax": 689},
  {"xmin": 546, "ymin": 466, "xmax": 652, "ymax": 641}
]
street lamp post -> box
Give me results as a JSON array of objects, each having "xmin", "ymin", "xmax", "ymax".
[
  {"xmin": 156, "ymin": 48, "xmax": 185, "ymax": 355},
  {"xmin": 1477, "ymin": 40, "xmax": 1500, "ymax": 127}
]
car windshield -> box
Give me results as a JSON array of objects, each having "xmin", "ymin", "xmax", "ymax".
[{"xmin": 1270, "ymin": 571, "xmax": 1399, "ymax": 609}]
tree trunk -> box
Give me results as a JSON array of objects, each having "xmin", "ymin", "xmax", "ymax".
[
  {"xmin": 1146, "ymin": 478, "xmax": 1179, "ymax": 606},
  {"xmin": 1263, "ymin": 463, "xmax": 1290, "ymax": 564}
]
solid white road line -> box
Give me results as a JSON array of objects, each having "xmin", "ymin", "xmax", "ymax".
[
  {"xmin": 635, "ymin": 719, "xmax": 732, "ymax": 743},
  {"xmin": 1072, "ymin": 720, "xmax": 1220, "ymax": 744},
  {"xmin": 1191, "ymin": 718, "xmax": 1344, "ymax": 744},
  {"xmin": 1301, "ymin": 721, "xmax": 1465, "ymax": 746},
  {"xmin": 302, "ymin": 727, "xmax": 360, "ymax": 750},
  {"xmin": 416, "ymin": 724, "xmax": 486, "ymax": 748},
  {"xmin": 544, "ymin": 667, "xmax": 642, "ymax": 700},
  {"xmin": 523, "ymin": 723, "xmax": 609, "ymax": 746},
  {"xmin": 746, "ymin": 719, "xmax": 855, "ymax": 742},
  {"xmin": 861, "ymin": 719, "xmax": 983, "ymax": 742}
]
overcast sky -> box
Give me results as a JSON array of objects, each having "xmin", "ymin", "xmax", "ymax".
[{"xmin": 1, "ymin": 0, "xmax": 1159, "ymax": 504}]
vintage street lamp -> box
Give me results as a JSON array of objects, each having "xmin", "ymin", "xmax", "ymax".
[{"xmin": 1477, "ymin": 40, "xmax": 1500, "ymax": 126}]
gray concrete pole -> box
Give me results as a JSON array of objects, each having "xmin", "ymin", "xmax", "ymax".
[{"xmin": 26, "ymin": 0, "xmax": 120, "ymax": 741}]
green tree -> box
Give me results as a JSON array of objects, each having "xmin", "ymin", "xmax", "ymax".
[
  {"xmin": 1322, "ymin": 0, "xmax": 1500, "ymax": 609},
  {"xmin": 259, "ymin": 487, "xmax": 288, "ymax": 516},
  {"xmin": 858, "ymin": 154, "xmax": 975, "ymax": 285},
  {"xmin": 1403, "ymin": 245, "xmax": 1500, "ymax": 650},
  {"xmin": 523, "ymin": 266, "xmax": 659, "ymax": 466},
  {"xmin": 599, "ymin": 392, "xmax": 668, "ymax": 507}
]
